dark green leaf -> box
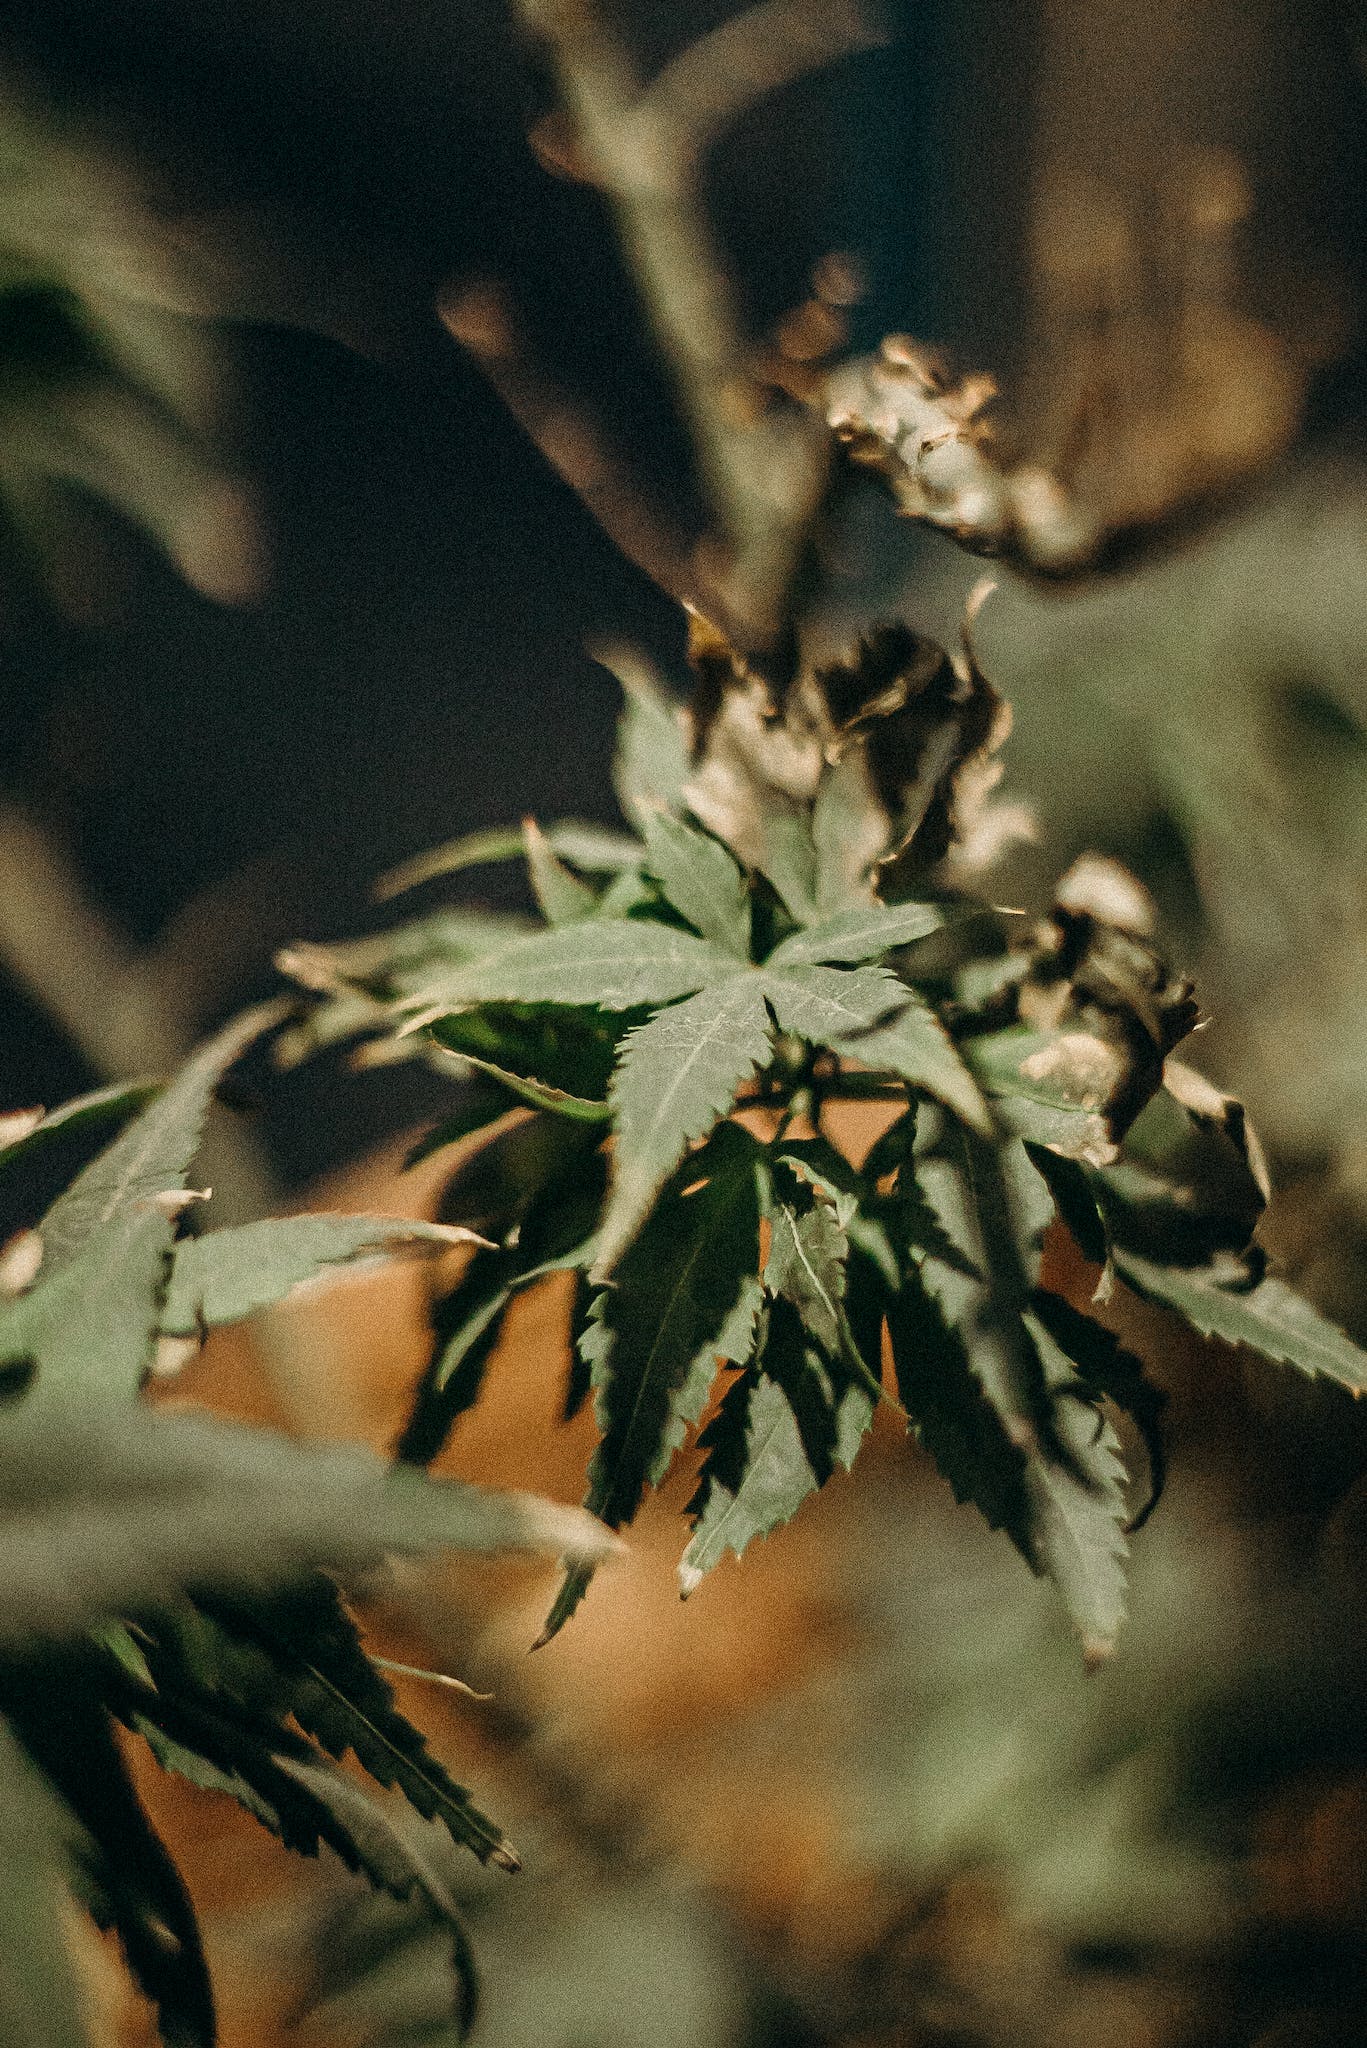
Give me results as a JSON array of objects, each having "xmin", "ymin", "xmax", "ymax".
[
  {"xmin": 199, "ymin": 1585, "xmax": 518, "ymax": 1868},
  {"xmin": 429, "ymin": 1002, "xmax": 619, "ymax": 1111},
  {"xmin": 916, "ymin": 1130, "xmax": 1130, "ymax": 1660},
  {"xmin": 0, "ymin": 1716, "xmax": 95, "ymax": 2048},
  {"xmin": 888, "ymin": 1262, "xmax": 1030, "ymax": 1538},
  {"xmin": 1022, "ymin": 1140, "xmax": 1112, "ymax": 1274},
  {"xmin": 1020, "ymin": 1309, "xmax": 1130, "ymax": 1666},
  {"xmin": 540, "ymin": 1124, "xmax": 765, "ymax": 1640},
  {"xmin": 764, "ymin": 1160, "xmax": 881, "ymax": 1398},
  {"xmin": 595, "ymin": 973, "xmax": 773, "ymax": 1275},
  {"xmin": 396, "ymin": 1251, "xmax": 513, "ymax": 1468},
  {"xmin": 679, "ymin": 1300, "xmax": 873, "ymax": 1594},
  {"xmin": 8, "ymin": 1682, "xmax": 214, "ymax": 2048},
  {"xmin": 1030, "ymin": 1289, "xmax": 1167, "ymax": 1528}
]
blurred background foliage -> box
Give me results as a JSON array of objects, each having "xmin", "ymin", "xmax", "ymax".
[{"xmin": 3, "ymin": 3, "xmax": 1367, "ymax": 2044}]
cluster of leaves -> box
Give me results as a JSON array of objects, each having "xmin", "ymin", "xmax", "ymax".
[
  {"xmin": 0, "ymin": 1013, "xmax": 616, "ymax": 2047},
  {"xmin": 283, "ymin": 613, "xmax": 1367, "ymax": 1671}
]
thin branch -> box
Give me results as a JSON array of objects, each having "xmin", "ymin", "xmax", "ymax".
[
  {"xmin": 646, "ymin": 0, "xmax": 887, "ymax": 154},
  {"xmin": 511, "ymin": 0, "xmax": 837, "ymax": 650},
  {"xmin": 440, "ymin": 281, "xmax": 693, "ymax": 604}
]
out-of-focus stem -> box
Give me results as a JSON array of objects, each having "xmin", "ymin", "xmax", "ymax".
[{"xmin": 511, "ymin": 0, "xmax": 842, "ymax": 650}]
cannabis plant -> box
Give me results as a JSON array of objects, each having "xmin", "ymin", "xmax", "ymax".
[
  {"xmin": 0, "ymin": 1011, "xmax": 615, "ymax": 2046},
  {"xmin": 284, "ymin": 603, "xmax": 1367, "ymax": 1669}
]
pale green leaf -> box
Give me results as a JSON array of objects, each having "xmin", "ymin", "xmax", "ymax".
[
  {"xmin": 160, "ymin": 1216, "xmax": 482, "ymax": 1338},
  {"xmin": 1116, "ymin": 1252, "xmax": 1367, "ymax": 1395},
  {"xmin": 0, "ymin": 1406, "xmax": 618, "ymax": 1648},
  {"xmin": 594, "ymin": 973, "xmax": 774, "ymax": 1277},
  {"xmin": 606, "ymin": 648, "xmax": 691, "ymax": 822},
  {"xmin": 916, "ymin": 1131, "xmax": 1130, "ymax": 1661},
  {"xmin": 765, "ymin": 901, "xmax": 945, "ymax": 969},
  {"xmin": 0, "ymin": 1207, "xmax": 171, "ymax": 1405},
  {"xmin": 764, "ymin": 964, "xmax": 990, "ymax": 1132},
  {"xmin": 409, "ymin": 920, "xmax": 736, "ymax": 1013},
  {"xmin": 522, "ymin": 820, "xmax": 596, "ymax": 925},
  {"xmin": 38, "ymin": 1004, "xmax": 282, "ymax": 1273},
  {"xmin": 641, "ymin": 809, "xmax": 751, "ymax": 957}
]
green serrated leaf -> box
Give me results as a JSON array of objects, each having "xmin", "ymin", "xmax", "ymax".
[
  {"xmin": 410, "ymin": 920, "xmax": 736, "ymax": 1013},
  {"xmin": 677, "ymin": 1369, "xmax": 821, "ymax": 1594},
  {"xmin": 0, "ymin": 1081, "xmax": 157, "ymax": 1184},
  {"xmin": 123, "ymin": 1662, "xmax": 481, "ymax": 2037},
  {"xmin": 434, "ymin": 1050, "xmax": 611, "ymax": 1123},
  {"xmin": 1023, "ymin": 1141, "xmax": 1111, "ymax": 1273},
  {"xmin": 594, "ymin": 972, "xmax": 773, "ymax": 1276},
  {"xmin": 887, "ymin": 1261, "xmax": 1031, "ymax": 1536},
  {"xmin": 859, "ymin": 1112, "xmax": 982, "ymax": 1280},
  {"xmin": 133, "ymin": 1712, "xmax": 282, "ymax": 1832},
  {"xmin": 522, "ymin": 819, "xmax": 597, "ymax": 925},
  {"xmin": 9, "ymin": 1682, "xmax": 215, "ymax": 2048},
  {"xmin": 39, "ymin": 1004, "xmax": 281, "ymax": 1274},
  {"xmin": 2, "ymin": 1011, "xmax": 283, "ymax": 1406},
  {"xmin": 0, "ymin": 1405, "xmax": 616, "ymax": 1649},
  {"xmin": 428, "ymin": 1002, "xmax": 619, "ymax": 1111},
  {"xmin": 1115, "ymin": 1252, "xmax": 1367, "ymax": 1396},
  {"xmin": 540, "ymin": 1125, "xmax": 765, "ymax": 1640},
  {"xmin": 200, "ymin": 1585, "xmax": 518, "ymax": 1868},
  {"xmin": 0, "ymin": 1206, "xmax": 174, "ymax": 1405},
  {"xmin": 605, "ymin": 649, "xmax": 691, "ymax": 824},
  {"xmin": 641, "ymin": 809, "xmax": 751, "ymax": 957},
  {"xmin": 764, "ymin": 1160, "xmax": 882, "ymax": 1398},
  {"xmin": 1020, "ymin": 1310, "xmax": 1130, "ymax": 1666},
  {"xmin": 160, "ymin": 1215, "xmax": 478, "ymax": 1337},
  {"xmin": 764, "ymin": 963, "xmax": 990, "ymax": 1132},
  {"xmin": 765, "ymin": 901, "xmax": 945, "ymax": 969},
  {"xmin": 1030, "ymin": 1289, "xmax": 1167, "ymax": 1527},
  {"xmin": 680, "ymin": 1299, "xmax": 873, "ymax": 1594},
  {"xmin": 916, "ymin": 1129, "xmax": 1130, "ymax": 1660}
]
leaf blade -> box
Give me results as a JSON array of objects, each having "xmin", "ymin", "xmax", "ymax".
[
  {"xmin": 766, "ymin": 901, "xmax": 945, "ymax": 969},
  {"xmin": 410, "ymin": 921, "xmax": 736, "ymax": 1013},
  {"xmin": 594, "ymin": 973, "xmax": 773, "ymax": 1277}
]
